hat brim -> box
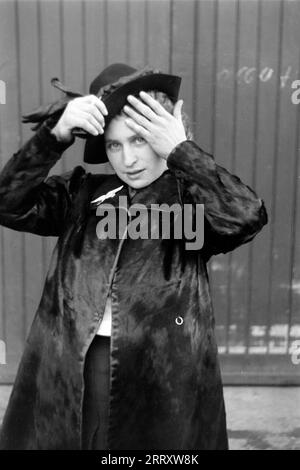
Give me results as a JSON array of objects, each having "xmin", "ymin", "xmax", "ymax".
[{"xmin": 83, "ymin": 73, "xmax": 181, "ymax": 164}]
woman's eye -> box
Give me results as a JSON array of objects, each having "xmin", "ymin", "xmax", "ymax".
[
  {"xmin": 134, "ymin": 137, "xmax": 145, "ymax": 144},
  {"xmin": 107, "ymin": 142, "xmax": 120, "ymax": 151}
]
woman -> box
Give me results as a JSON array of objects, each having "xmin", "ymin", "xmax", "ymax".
[{"xmin": 0, "ymin": 64, "xmax": 268, "ymax": 450}]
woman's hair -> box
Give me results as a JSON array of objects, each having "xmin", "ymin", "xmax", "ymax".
[{"xmin": 118, "ymin": 90, "xmax": 194, "ymax": 140}]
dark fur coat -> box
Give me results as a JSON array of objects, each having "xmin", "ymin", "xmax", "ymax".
[{"xmin": 0, "ymin": 122, "xmax": 268, "ymax": 449}]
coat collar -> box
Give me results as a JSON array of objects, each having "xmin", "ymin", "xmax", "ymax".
[{"xmin": 90, "ymin": 169, "xmax": 181, "ymax": 210}]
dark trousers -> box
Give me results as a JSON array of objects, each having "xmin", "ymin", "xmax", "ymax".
[{"xmin": 81, "ymin": 335, "xmax": 111, "ymax": 450}]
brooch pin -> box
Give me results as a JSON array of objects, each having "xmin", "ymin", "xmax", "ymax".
[{"xmin": 91, "ymin": 185, "xmax": 124, "ymax": 206}]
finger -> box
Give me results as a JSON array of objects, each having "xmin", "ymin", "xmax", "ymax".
[
  {"xmin": 124, "ymin": 118, "xmax": 151, "ymax": 138},
  {"xmin": 136, "ymin": 91, "xmax": 170, "ymax": 117},
  {"xmin": 81, "ymin": 103, "xmax": 106, "ymax": 127},
  {"xmin": 86, "ymin": 95, "xmax": 108, "ymax": 116},
  {"xmin": 126, "ymin": 94, "xmax": 159, "ymax": 121},
  {"xmin": 75, "ymin": 115, "xmax": 103, "ymax": 136},
  {"xmin": 173, "ymin": 100, "xmax": 184, "ymax": 121},
  {"xmin": 81, "ymin": 111, "xmax": 104, "ymax": 134},
  {"xmin": 123, "ymin": 104, "xmax": 154, "ymax": 130}
]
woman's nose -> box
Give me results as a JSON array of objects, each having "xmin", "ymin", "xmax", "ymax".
[{"xmin": 122, "ymin": 145, "xmax": 138, "ymax": 167}]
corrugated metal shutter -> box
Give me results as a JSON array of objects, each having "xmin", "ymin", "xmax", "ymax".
[{"xmin": 0, "ymin": 0, "xmax": 299, "ymax": 384}]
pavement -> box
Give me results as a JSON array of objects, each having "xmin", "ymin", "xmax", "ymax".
[
  {"xmin": 224, "ymin": 386, "xmax": 300, "ymax": 450},
  {"xmin": 0, "ymin": 385, "xmax": 299, "ymax": 450}
]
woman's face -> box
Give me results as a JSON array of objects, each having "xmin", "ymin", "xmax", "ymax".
[{"xmin": 104, "ymin": 115, "xmax": 168, "ymax": 189}]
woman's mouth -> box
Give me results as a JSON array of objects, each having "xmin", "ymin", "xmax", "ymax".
[{"xmin": 126, "ymin": 169, "xmax": 145, "ymax": 179}]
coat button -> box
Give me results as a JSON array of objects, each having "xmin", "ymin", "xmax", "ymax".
[{"xmin": 175, "ymin": 316, "xmax": 183, "ymax": 325}]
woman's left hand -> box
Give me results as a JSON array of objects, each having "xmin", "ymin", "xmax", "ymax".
[{"xmin": 123, "ymin": 91, "xmax": 187, "ymax": 160}]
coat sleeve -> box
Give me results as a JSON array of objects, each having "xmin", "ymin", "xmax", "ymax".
[
  {"xmin": 167, "ymin": 140, "xmax": 268, "ymax": 260},
  {"xmin": 0, "ymin": 120, "xmax": 86, "ymax": 237}
]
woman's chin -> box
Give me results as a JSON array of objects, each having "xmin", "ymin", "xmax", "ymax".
[
  {"xmin": 121, "ymin": 175, "xmax": 150, "ymax": 189},
  {"xmin": 121, "ymin": 170, "xmax": 166, "ymax": 189},
  {"xmin": 127, "ymin": 181, "xmax": 148, "ymax": 190}
]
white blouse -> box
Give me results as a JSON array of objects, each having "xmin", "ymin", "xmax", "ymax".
[{"xmin": 96, "ymin": 295, "xmax": 112, "ymax": 336}]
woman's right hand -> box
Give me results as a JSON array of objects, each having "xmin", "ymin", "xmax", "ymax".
[{"xmin": 51, "ymin": 95, "xmax": 108, "ymax": 143}]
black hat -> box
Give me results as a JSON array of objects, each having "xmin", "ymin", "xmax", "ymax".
[{"xmin": 82, "ymin": 63, "xmax": 182, "ymax": 164}]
